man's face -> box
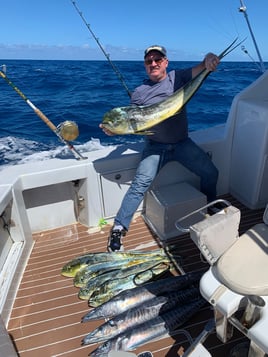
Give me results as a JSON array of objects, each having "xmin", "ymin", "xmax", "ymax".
[{"xmin": 144, "ymin": 50, "xmax": 168, "ymax": 82}]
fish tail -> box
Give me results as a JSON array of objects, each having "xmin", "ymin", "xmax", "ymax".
[
  {"xmin": 167, "ymin": 297, "xmax": 207, "ymax": 330},
  {"xmin": 218, "ymin": 37, "xmax": 247, "ymax": 60}
]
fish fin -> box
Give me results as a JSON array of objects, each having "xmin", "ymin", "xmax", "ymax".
[{"xmin": 134, "ymin": 130, "xmax": 154, "ymax": 135}]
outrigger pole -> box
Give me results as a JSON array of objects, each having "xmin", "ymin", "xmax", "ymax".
[
  {"xmin": 0, "ymin": 68, "xmax": 86, "ymax": 160},
  {"xmin": 71, "ymin": 0, "xmax": 132, "ymax": 97},
  {"xmin": 238, "ymin": 0, "xmax": 265, "ymax": 73}
]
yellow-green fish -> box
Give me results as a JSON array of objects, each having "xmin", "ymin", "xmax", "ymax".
[
  {"xmin": 78, "ymin": 258, "xmax": 170, "ymax": 300},
  {"xmin": 61, "ymin": 249, "xmax": 165, "ymax": 277},
  {"xmin": 74, "ymin": 258, "xmax": 147, "ymax": 288},
  {"xmin": 101, "ymin": 38, "xmax": 243, "ymax": 135},
  {"xmin": 89, "ymin": 261, "xmax": 170, "ymax": 307}
]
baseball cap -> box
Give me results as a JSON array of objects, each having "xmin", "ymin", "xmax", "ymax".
[{"xmin": 144, "ymin": 45, "xmax": 167, "ymax": 58}]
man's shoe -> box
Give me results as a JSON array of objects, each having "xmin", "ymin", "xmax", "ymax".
[{"xmin": 107, "ymin": 228, "xmax": 126, "ymax": 252}]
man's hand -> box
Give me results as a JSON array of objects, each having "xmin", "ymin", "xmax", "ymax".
[{"xmin": 204, "ymin": 53, "xmax": 220, "ymax": 72}]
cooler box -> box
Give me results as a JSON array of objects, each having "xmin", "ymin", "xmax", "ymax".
[{"xmin": 143, "ymin": 182, "xmax": 207, "ymax": 241}]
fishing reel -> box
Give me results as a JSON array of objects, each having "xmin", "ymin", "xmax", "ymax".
[{"xmin": 57, "ymin": 120, "xmax": 79, "ymax": 141}]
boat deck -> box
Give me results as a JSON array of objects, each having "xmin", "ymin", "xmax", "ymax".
[{"xmin": 7, "ymin": 194, "xmax": 265, "ymax": 357}]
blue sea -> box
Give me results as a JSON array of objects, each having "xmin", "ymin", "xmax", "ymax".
[{"xmin": 0, "ymin": 59, "xmax": 263, "ymax": 168}]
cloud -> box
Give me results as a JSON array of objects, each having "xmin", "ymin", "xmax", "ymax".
[
  {"xmin": 0, "ymin": 43, "xmax": 251, "ymax": 61},
  {"xmin": 0, "ymin": 43, "xmax": 144, "ymax": 60}
]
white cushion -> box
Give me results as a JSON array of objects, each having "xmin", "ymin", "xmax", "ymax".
[
  {"xmin": 214, "ymin": 223, "xmax": 268, "ymax": 296},
  {"xmin": 190, "ymin": 206, "xmax": 241, "ymax": 264}
]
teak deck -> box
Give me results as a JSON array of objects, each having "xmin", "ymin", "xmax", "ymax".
[{"xmin": 7, "ymin": 194, "xmax": 265, "ymax": 357}]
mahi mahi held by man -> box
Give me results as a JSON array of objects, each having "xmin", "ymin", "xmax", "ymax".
[{"xmin": 101, "ymin": 38, "xmax": 242, "ymax": 135}]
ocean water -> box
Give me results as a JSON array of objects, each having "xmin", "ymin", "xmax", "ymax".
[{"xmin": 0, "ymin": 59, "xmax": 263, "ymax": 168}]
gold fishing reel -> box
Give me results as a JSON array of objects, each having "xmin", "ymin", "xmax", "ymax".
[{"xmin": 57, "ymin": 121, "xmax": 79, "ymax": 141}]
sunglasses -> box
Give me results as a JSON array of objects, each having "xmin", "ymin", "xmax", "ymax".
[{"xmin": 144, "ymin": 57, "xmax": 165, "ymax": 65}]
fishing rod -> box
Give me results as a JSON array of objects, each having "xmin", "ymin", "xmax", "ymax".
[
  {"xmin": 238, "ymin": 0, "xmax": 265, "ymax": 73},
  {"xmin": 0, "ymin": 67, "xmax": 86, "ymax": 160},
  {"xmin": 71, "ymin": 0, "xmax": 132, "ymax": 97}
]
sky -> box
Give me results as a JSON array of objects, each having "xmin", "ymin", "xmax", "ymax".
[{"xmin": 1, "ymin": 0, "xmax": 267, "ymax": 62}]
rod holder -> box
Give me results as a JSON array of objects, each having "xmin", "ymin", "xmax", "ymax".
[{"xmin": 241, "ymin": 295, "xmax": 266, "ymax": 328}]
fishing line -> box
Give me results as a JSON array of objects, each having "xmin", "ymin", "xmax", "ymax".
[
  {"xmin": 241, "ymin": 45, "xmax": 262, "ymax": 71},
  {"xmin": 0, "ymin": 68, "xmax": 86, "ymax": 160},
  {"xmin": 71, "ymin": 0, "xmax": 131, "ymax": 97}
]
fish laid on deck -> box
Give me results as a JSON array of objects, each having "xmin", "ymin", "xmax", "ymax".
[
  {"xmin": 82, "ymin": 271, "xmax": 202, "ymax": 321},
  {"xmin": 82, "ymin": 287, "xmax": 200, "ymax": 345},
  {"xmin": 101, "ymin": 38, "xmax": 242, "ymax": 135},
  {"xmin": 88, "ymin": 261, "xmax": 171, "ymax": 307},
  {"xmin": 61, "ymin": 249, "xmax": 166, "ymax": 277},
  {"xmin": 89, "ymin": 297, "xmax": 206, "ymax": 356},
  {"xmin": 74, "ymin": 258, "xmax": 150, "ymax": 288},
  {"xmin": 78, "ymin": 258, "xmax": 170, "ymax": 300},
  {"xmin": 73, "ymin": 252, "xmax": 168, "ymax": 288}
]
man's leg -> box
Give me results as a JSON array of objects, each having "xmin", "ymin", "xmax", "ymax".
[
  {"xmin": 108, "ymin": 146, "xmax": 162, "ymax": 251},
  {"xmin": 173, "ymin": 138, "xmax": 219, "ymax": 202},
  {"xmin": 115, "ymin": 153, "xmax": 161, "ymax": 230}
]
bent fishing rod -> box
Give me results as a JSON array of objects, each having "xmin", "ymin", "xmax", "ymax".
[
  {"xmin": 0, "ymin": 67, "xmax": 86, "ymax": 160},
  {"xmin": 71, "ymin": 0, "xmax": 131, "ymax": 97}
]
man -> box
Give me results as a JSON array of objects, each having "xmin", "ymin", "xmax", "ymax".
[{"xmin": 100, "ymin": 45, "xmax": 220, "ymax": 252}]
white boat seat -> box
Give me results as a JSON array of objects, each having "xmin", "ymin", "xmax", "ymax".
[
  {"xmin": 189, "ymin": 205, "xmax": 241, "ymax": 265},
  {"xmin": 190, "ymin": 204, "xmax": 268, "ymax": 296},
  {"xmin": 213, "ymin": 223, "xmax": 268, "ymax": 296},
  {"xmin": 192, "ymin": 204, "xmax": 268, "ymax": 356}
]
